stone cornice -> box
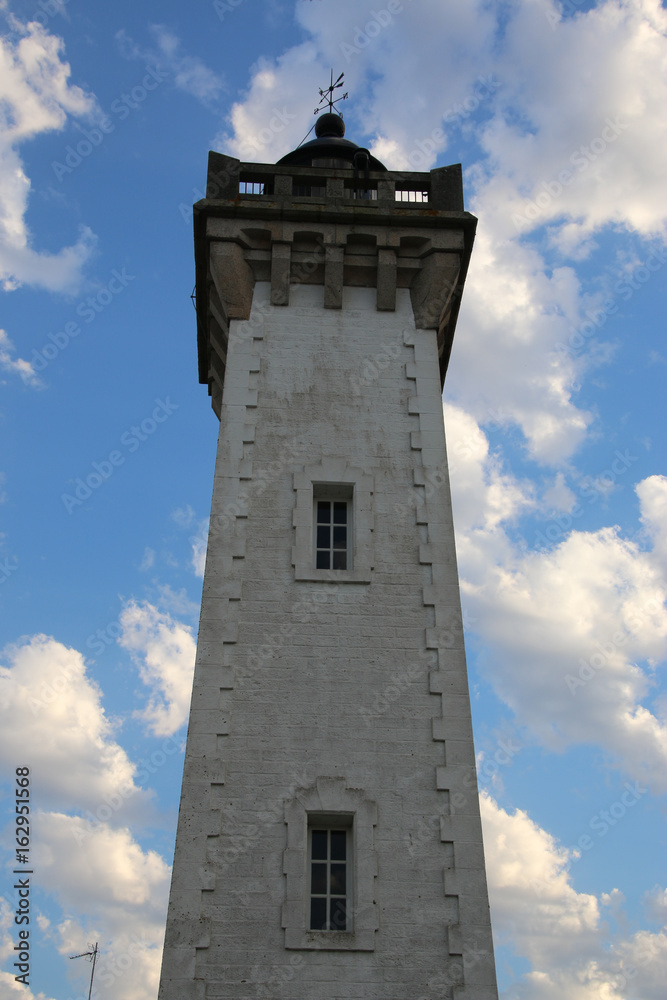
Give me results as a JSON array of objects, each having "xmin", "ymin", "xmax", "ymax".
[{"xmin": 194, "ymin": 153, "xmax": 477, "ymax": 416}]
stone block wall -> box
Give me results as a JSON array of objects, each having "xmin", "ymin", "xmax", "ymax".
[{"xmin": 158, "ymin": 283, "xmax": 497, "ymax": 999}]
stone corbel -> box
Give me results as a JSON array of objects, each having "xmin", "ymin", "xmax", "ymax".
[
  {"xmin": 209, "ymin": 242, "xmax": 255, "ymax": 320},
  {"xmin": 410, "ymin": 251, "xmax": 460, "ymax": 329},
  {"xmin": 324, "ymin": 246, "xmax": 344, "ymax": 309},
  {"xmin": 377, "ymin": 248, "xmax": 397, "ymax": 311},
  {"xmin": 271, "ymin": 242, "xmax": 291, "ymax": 306}
]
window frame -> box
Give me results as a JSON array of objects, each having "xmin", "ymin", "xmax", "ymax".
[
  {"xmin": 308, "ymin": 816, "xmax": 353, "ymax": 932},
  {"xmin": 293, "ymin": 461, "xmax": 373, "ymax": 583},
  {"xmin": 282, "ymin": 777, "xmax": 377, "ymax": 951},
  {"xmin": 313, "ymin": 485, "xmax": 353, "ymax": 572}
]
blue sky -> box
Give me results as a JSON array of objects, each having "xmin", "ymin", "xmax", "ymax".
[{"xmin": 0, "ymin": 1, "xmax": 665, "ymax": 997}]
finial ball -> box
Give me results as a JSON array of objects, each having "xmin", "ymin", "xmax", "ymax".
[{"xmin": 315, "ymin": 113, "xmax": 345, "ymax": 138}]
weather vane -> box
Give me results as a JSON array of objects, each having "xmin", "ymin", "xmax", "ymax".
[{"xmin": 315, "ymin": 69, "xmax": 348, "ymax": 117}]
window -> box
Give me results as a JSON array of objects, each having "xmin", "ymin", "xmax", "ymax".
[
  {"xmin": 293, "ymin": 460, "xmax": 374, "ymax": 583},
  {"xmin": 292, "ymin": 183, "xmax": 326, "ymax": 197},
  {"xmin": 309, "ymin": 825, "xmax": 350, "ymax": 931},
  {"xmin": 282, "ymin": 777, "xmax": 377, "ymax": 950},
  {"xmin": 314, "ymin": 485, "xmax": 352, "ymax": 570},
  {"xmin": 315, "ymin": 499, "xmax": 348, "ymax": 569},
  {"xmin": 238, "ymin": 177, "xmax": 272, "ymax": 195},
  {"xmin": 395, "ymin": 186, "xmax": 429, "ymax": 203}
]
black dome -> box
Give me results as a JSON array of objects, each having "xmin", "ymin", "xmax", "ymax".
[{"xmin": 277, "ymin": 113, "xmax": 386, "ymax": 171}]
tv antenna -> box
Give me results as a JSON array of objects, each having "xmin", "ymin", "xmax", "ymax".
[
  {"xmin": 315, "ymin": 69, "xmax": 348, "ymax": 116},
  {"xmin": 70, "ymin": 942, "xmax": 99, "ymax": 1000}
]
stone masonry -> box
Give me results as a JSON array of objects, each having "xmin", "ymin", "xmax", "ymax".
[{"xmin": 157, "ymin": 137, "xmax": 498, "ymax": 999}]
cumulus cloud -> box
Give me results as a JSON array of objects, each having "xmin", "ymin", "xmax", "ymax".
[
  {"xmin": 0, "ymin": 17, "xmax": 98, "ymax": 292},
  {"xmin": 37, "ymin": 814, "xmax": 169, "ymax": 912},
  {"xmin": 475, "ymin": 0, "xmax": 667, "ymax": 244},
  {"xmin": 446, "ymin": 405, "xmax": 667, "ymax": 792},
  {"xmin": 0, "ymin": 635, "xmax": 147, "ymax": 816},
  {"xmin": 482, "ymin": 793, "xmax": 667, "ymax": 999},
  {"xmin": 447, "ymin": 234, "xmax": 596, "ymax": 464},
  {"xmin": 220, "ymin": 0, "xmax": 666, "ymax": 465},
  {"xmin": 119, "ymin": 600, "xmax": 196, "ymax": 736},
  {"xmin": 28, "ymin": 817, "xmax": 168, "ymax": 1000},
  {"xmin": 0, "ymin": 630, "xmax": 173, "ymax": 999}
]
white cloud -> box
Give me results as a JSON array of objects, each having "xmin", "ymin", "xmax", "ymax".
[
  {"xmin": 448, "ymin": 234, "xmax": 595, "ymax": 464},
  {"xmin": 0, "ymin": 899, "xmax": 55, "ymax": 998},
  {"xmin": 0, "ymin": 635, "xmax": 148, "ymax": 817},
  {"xmin": 116, "ymin": 25, "xmax": 224, "ymax": 105},
  {"xmin": 191, "ymin": 519, "xmax": 208, "ymax": 577},
  {"xmin": 644, "ymin": 884, "xmax": 667, "ymax": 924},
  {"xmin": 119, "ymin": 600, "xmax": 196, "ymax": 736},
  {"xmin": 475, "ymin": 0, "xmax": 667, "ymax": 244},
  {"xmin": 172, "ymin": 506, "xmax": 208, "ymax": 577},
  {"xmin": 220, "ymin": 0, "xmax": 666, "ymax": 779},
  {"xmin": 220, "ymin": 0, "xmax": 666, "ymax": 466},
  {"xmin": 0, "ymin": 629, "xmax": 173, "ymax": 998},
  {"xmin": 30, "ymin": 816, "xmax": 169, "ymax": 1000},
  {"xmin": 638, "ymin": 474, "xmax": 667, "ymax": 565},
  {"xmin": 0, "ymin": 329, "xmax": 41, "ymax": 387},
  {"xmin": 0, "ymin": 17, "xmax": 98, "ymax": 292},
  {"xmin": 446, "ymin": 406, "xmax": 667, "ymax": 792},
  {"xmin": 482, "ymin": 793, "xmax": 667, "ymax": 999},
  {"xmin": 139, "ymin": 546, "xmax": 155, "ymax": 571},
  {"xmin": 542, "ymin": 472, "xmax": 578, "ymax": 514},
  {"xmin": 36, "ymin": 813, "xmax": 169, "ymax": 915}
]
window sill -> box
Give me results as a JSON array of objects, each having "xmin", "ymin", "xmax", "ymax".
[
  {"xmin": 285, "ymin": 929, "xmax": 375, "ymax": 952},
  {"xmin": 294, "ymin": 567, "xmax": 371, "ymax": 584}
]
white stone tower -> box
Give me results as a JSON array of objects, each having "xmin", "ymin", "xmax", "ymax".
[{"xmin": 157, "ymin": 101, "xmax": 498, "ymax": 1000}]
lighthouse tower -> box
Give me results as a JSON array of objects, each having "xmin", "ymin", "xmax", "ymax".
[{"xmin": 158, "ymin": 85, "xmax": 498, "ymax": 1000}]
